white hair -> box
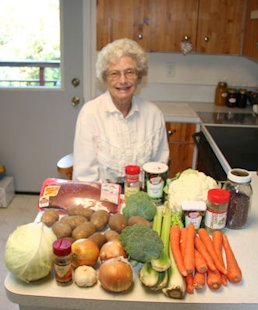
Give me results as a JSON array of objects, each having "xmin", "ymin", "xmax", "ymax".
[{"xmin": 96, "ymin": 38, "xmax": 148, "ymax": 83}]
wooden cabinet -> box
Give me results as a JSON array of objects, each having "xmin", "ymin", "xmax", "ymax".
[
  {"xmin": 243, "ymin": 0, "xmax": 258, "ymax": 60},
  {"xmin": 97, "ymin": 0, "xmax": 245, "ymax": 55},
  {"xmin": 166, "ymin": 122, "xmax": 197, "ymax": 178}
]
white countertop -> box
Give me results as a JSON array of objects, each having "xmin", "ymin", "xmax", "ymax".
[{"xmin": 4, "ymin": 174, "xmax": 258, "ymax": 310}]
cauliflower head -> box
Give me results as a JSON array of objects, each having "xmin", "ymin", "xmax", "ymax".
[{"xmin": 168, "ymin": 169, "xmax": 218, "ymax": 211}]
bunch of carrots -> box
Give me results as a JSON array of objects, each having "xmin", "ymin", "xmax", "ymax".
[{"xmin": 170, "ymin": 223, "xmax": 242, "ymax": 294}]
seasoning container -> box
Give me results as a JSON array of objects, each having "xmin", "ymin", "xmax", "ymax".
[
  {"xmin": 53, "ymin": 238, "xmax": 73, "ymax": 285},
  {"xmin": 223, "ymin": 168, "xmax": 252, "ymax": 229},
  {"xmin": 124, "ymin": 165, "xmax": 141, "ymax": 199},
  {"xmin": 182, "ymin": 201, "xmax": 207, "ymax": 230},
  {"xmin": 205, "ymin": 188, "xmax": 230, "ymax": 234},
  {"xmin": 237, "ymin": 89, "xmax": 247, "ymax": 108},
  {"xmin": 214, "ymin": 81, "xmax": 228, "ymax": 106},
  {"xmin": 143, "ymin": 162, "xmax": 168, "ymax": 206},
  {"xmin": 226, "ymin": 88, "xmax": 237, "ymax": 108}
]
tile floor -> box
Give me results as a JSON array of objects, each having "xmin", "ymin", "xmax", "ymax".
[{"xmin": 0, "ymin": 194, "xmax": 39, "ymax": 310}]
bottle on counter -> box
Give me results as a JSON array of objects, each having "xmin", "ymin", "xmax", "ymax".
[
  {"xmin": 226, "ymin": 88, "xmax": 238, "ymax": 108},
  {"xmin": 237, "ymin": 89, "xmax": 247, "ymax": 108},
  {"xmin": 124, "ymin": 165, "xmax": 141, "ymax": 199},
  {"xmin": 53, "ymin": 238, "xmax": 73, "ymax": 285},
  {"xmin": 214, "ymin": 81, "xmax": 228, "ymax": 106},
  {"xmin": 204, "ymin": 188, "xmax": 230, "ymax": 234},
  {"xmin": 223, "ymin": 168, "xmax": 253, "ymax": 229}
]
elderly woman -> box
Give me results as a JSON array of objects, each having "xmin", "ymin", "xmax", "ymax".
[{"xmin": 73, "ymin": 38, "xmax": 169, "ymax": 183}]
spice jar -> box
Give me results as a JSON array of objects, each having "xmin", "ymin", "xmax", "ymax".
[
  {"xmin": 53, "ymin": 238, "xmax": 73, "ymax": 285},
  {"xmin": 214, "ymin": 81, "xmax": 228, "ymax": 106},
  {"xmin": 205, "ymin": 188, "xmax": 230, "ymax": 234},
  {"xmin": 223, "ymin": 168, "xmax": 252, "ymax": 229},
  {"xmin": 226, "ymin": 88, "xmax": 237, "ymax": 108},
  {"xmin": 124, "ymin": 165, "xmax": 141, "ymax": 199},
  {"xmin": 237, "ymin": 89, "xmax": 247, "ymax": 108}
]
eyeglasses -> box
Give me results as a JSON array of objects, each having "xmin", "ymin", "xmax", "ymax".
[{"xmin": 106, "ymin": 68, "xmax": 138, "ymax": 81}]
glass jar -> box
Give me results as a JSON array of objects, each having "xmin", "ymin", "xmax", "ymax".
[
  {"xmin": 53, "ymin": 238, "xmax": 73, "ymax": 285},
  {"xmin": 205, "ymin": 188, "xmax": 230, "ymax": 234},
  {"xmin": 237, "ymin": 89, "xmax": 247, "ymax": 108},
  {"xmin": 124, "ymin": 165, "xmax": 141, "ymax": 199},
  {"xmin": 223, "ymin": 168, "xmax": 253, "ymax": 229},
  {"xmin": 214, "ymin": 81, "xmax": 228, "ymax": 106},
  {"xmin": 143, "ymin": 162, "xmax": 168, "ymax": 206},
  {"xmin": 226, "ymin": 88, "xmax": 237, "ymax": 108}
]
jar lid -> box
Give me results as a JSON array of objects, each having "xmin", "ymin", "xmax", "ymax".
[
  {"xmin": 227, "ymin": 168, "xmax": 251, "ymax": 183},
  {"xmin": 53, "ymin": 238, "xmax": 71, "ymax": 256},
  {"xmin": 208, "ymin": 188, "xmax": 230, "ymax": 204},
  {"xmin": 125, "ymin": 165, "xmax": 140, "ymax": 175},
  {"xmin": 143, "ymin": 162, "xmax": 168, "ymax": 174}
]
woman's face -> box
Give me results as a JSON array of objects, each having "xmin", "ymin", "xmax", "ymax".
[{"xmin": 105, "ymin": 56, "xmax": 139, "ymax": 106}]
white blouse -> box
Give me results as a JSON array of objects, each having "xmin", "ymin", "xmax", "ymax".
[{"xmin": 73, "ymin": 91, "xmax": 169, "ymax": 183}]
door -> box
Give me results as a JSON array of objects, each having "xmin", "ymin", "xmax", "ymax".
[{"xmin": 0, "ymin": 0, "xmax": 93, "ymax": 192}]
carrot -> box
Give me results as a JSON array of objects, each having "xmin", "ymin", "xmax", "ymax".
[
  {"xmin": 170, "ymin": 225, "xmax": 187, "ymax": 276},
  {"xmin": 198, "ymin": 228, "xmax": 227, "ymax": 275},
  {"xmin": 184, "ymin": 223, "xmax": 195, "ymax": 274},
  {"xmin": 193, "ymin": 271, "xmax": 206, "ymax": 289},
  {"xmin": 195, "ymin": 235, "xmax": 216, "ymax": 271},
  {"xmin": 194, "ymin": 249, "xmax": 207, "ymax": 273},
  {"xmin": 180, "ymin": 227, "xmax": 187, "ymax": 259},
  {"xmin": 212, "ymin": 231, "xmax": 227, "ymax": 286},
  {"xmin": 207, "ymin": 269, "xmax": 222, "ymax": 290},
  {"xmin": 185, "ymin": 273, "xmax": 194, "ymax": 294},
  {"xmin": 223, "ymin": 234, "xmax": 242, "ymax": 283}
]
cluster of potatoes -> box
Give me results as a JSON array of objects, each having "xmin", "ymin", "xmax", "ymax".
[{"xmin": 40, "ymin": 206, "xmax": 150, "ymax": 248}]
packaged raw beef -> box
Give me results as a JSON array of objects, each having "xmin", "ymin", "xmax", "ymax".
[{"xmin": 38, "ymin": 178, "xmax": 121, "ymax": 214}]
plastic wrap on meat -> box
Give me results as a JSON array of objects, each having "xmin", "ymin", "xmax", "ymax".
[{"xmin": 38, "ymin": 178, "xmax": 120, "ymax": 213}]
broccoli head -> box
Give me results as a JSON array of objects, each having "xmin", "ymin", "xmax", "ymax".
[
  {"xmin": 122, "ymin": 191, "xmax": 156, "ymax": 221},
  {"xmin": 120, "ymin": 223, "xmax": 163, "ymax": 263}
]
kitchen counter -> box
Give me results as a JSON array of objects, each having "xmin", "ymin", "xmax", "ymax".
[{"xmin": 4, "ymin": 174, "xmax": 258, "ymax": 310}]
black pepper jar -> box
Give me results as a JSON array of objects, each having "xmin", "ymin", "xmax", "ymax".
[
  {"xmin": 223, "ymin": 168, "xmax": 252, "ymax": 229},
  {"xmin": 237, "ymin": 89, "xmax": 247, "ymax": 108}
]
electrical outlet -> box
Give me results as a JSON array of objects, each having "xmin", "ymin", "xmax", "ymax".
[{"xmin": 166, "ymin": 62, "xmax": 175, "ymax": 78}]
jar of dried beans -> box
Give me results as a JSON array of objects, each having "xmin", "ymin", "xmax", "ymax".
[{"xmin": 223, "ymin": 168, "xmax": 252, "ymax": 229}]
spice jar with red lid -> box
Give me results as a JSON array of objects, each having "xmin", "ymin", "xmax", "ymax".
[
  {"xmin": 124, "ymin": 165, "xmax": 141, "ymax": 199},
  {"xmin": 223, "ymin": 168, "xmax": 252, "ymax": 229},
  {"xmin": 205, "ymin": 188, "xmax": 230, "ymax": 234},
  {"xmin": 53, "ymin": 238, "xmax": 73, "ymax": 285}
]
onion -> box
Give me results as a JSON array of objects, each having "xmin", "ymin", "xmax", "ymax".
[
  {"xmin": 99, "ymin": 239, "xmax": 126, "ymax": 262},
  {"xmin": 98, "ymin": 257, "xmax": 133, "ymax": 292}
]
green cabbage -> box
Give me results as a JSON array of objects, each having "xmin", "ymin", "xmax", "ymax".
[{"xmin": 5, "ymin": 222, "xmax": 56, "ymax": 282}]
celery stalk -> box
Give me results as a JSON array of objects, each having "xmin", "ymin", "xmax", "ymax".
[{"xmin": 151, "ymin": 205, "xmax": 171, "ymax": 272}]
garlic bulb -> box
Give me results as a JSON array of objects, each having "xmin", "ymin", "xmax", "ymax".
[{"xmin": 74, "ymin": 265, "xmax": 97, "ymax": 287}]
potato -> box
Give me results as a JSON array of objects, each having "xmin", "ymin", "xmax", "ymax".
[
  {"xmin": 88, "ymin": 232, "xmax": 107, "ymax": 249},
  {"xmin": 67, "ymin": 206, "xmax": 94, "ymax": 220},
  {"xmin": 60, "ymin": 215, "xmax": 86, "ymax": 230},
  {"xmin": 41, "ymin": 210, "xmax": 59, "ymax": 227},
  {"xmin": 127, "ymin": 216, "xmax": 151, "ymax": 226},
  {"xmin": 52, "ymin": 221, "xmax": 72, "ymax": 239},
  {"xmin": 108, "ymin": 213, "xmax": 128, "ymax": 233},
  {"xmin": 90, "ymin": 210, "xmax": 110, "ymax": 230},
  {"xmin": 72, "ymin": 222, "xmax": 96, "ymax": 240},
  {"xmin": 104, "ymin": 229, "xmax": 120, "ymax": 241}
]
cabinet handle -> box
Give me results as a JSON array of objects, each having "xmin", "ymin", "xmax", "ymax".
[
  {"xmin": 138, "ymin": 34, "xmax": 143, "ymax": 39},
  {"xmin": 184, "ymin": 35, "xmax": 190, "ymax": 41},
  {"xmin": 204, "ymin": 36, "xmax": 209, "ymax": 43},
  {"xmin": 167, "ymin": 129, "xmax": 176, "ymax": 136}
]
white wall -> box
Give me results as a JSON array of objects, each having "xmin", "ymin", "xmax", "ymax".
[{"xmin": 98, "ymin": 52, "xmax": 258, "ymax": 103}]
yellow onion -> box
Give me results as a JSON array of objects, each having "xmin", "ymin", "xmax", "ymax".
[
  {"xmin": 98, "ymin": 257, "xmax": 133, "ymax": 292},
  {"xmin": 99, "ymin": 239, "xmax": 126, "ymax": 262}
]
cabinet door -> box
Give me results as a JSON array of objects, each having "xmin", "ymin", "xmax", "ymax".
[
  {"xmin": 96, "ymin": 0, "xmax": 148, "ymax": 50},
  {"xmin": 196, "ymin": 0, "xmax": 245, "ymax": 54},
  {"xmin": 243, "ymin": 0, "xmax": 258, "ymax": 60},
  {"xmin": 166, "ymin": 123, "xmax": 196, "ymax": 178},
  {"xmin": 147, "ymin": 0, "xmax": 198, "ymax": 52}
]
